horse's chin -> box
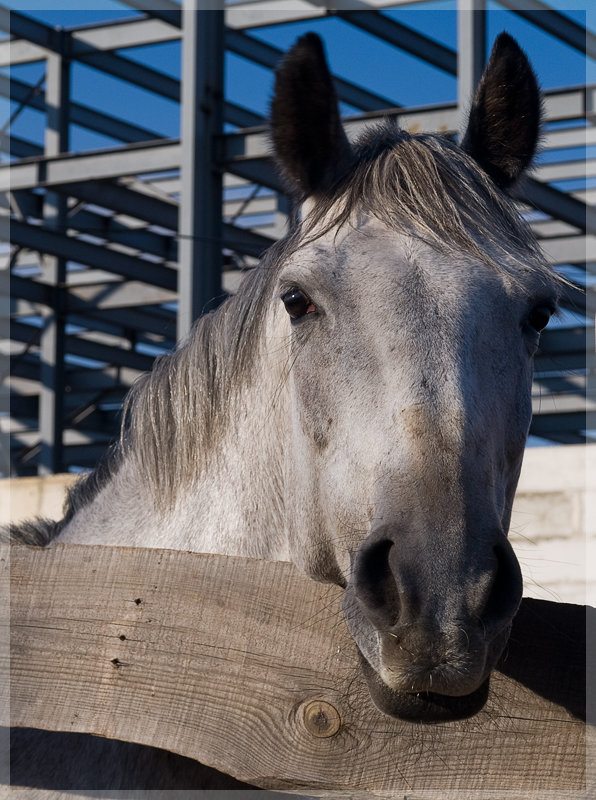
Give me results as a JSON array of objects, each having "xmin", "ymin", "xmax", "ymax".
[{"xmin": 357, "ymin": 649, "xmax": 490, "ymax": 722}]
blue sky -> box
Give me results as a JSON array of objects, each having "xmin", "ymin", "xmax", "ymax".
[{"xmin": 3, "ymin": 0, "xmax": 594, "ymax": 154}]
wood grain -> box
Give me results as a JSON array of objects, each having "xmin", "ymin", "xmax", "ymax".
[{"xmin": 7, "ymin": 544, "xmax": 591, "ymax": 797}]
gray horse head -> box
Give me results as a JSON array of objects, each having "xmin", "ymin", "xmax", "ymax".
[{"xmin": 269, "ymin": 32, "xmax": 560, "ymax": 721}]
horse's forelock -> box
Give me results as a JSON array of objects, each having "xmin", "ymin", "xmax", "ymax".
[{"xmin": 301, "ymin": 123, "xmax": 555, "ymax": 285}]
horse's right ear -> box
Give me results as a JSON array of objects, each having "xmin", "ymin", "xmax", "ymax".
[
  {"xmin": 461, "ymin": 33, "xmax": 541, "ymax": 190},
  {"xmin": 270, "ymin": 33, "xmax": 354, "ymax": 199}
]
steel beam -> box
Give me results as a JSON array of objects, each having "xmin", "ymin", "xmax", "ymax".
[
  {"xmin": 10, "ymin": 319, "xmax": 156, "ymax": 372},
  {"xmin": 5, "ymin": 91, "xmax": 593, "ymax": 191},
  {"xmin": 3, "ymin": 135, "xmax": 41, "ymax": 158},
  {"xmin": 58, "ymin": 178, "xmax": 179, "ymax": 228},
  {"xmin": 1, "ymin": 139, "xmax": 182, "ymax": 193},
  {"xmin": 2, "ymin": 73, "xmax": 162, "ymax": 144},
  {"xmin": 177, "ymin": 7, "xmax": 225, "ymax": 337},
  {"xmin": 457, "ymin": 0, "xmax": 486, "ymax": 133},
  {"xmin": 498, "ymin": 0, "xmax": 596, "ymax": 60},
  {"xmin": 68, "ymin": 282, "xmax": 177, "ymax": 311},
  {"xmin": 71, "ymin": 16, "xmax": 181, "ymax": 50},
  {"xmin": 38, "ymin": 49, "xmax": 70, "ymax": 476},
  {"xmin": 225, "ymin": 28, "xmax": 395, "ymax": 112},
  {"xmin": 5, "ymin": 8, "xmax": 181, "ymax": 101},
  {"xmin": 9, "ymin": 218, "xmax": 177, "ymax": 291},
  {"xmin": 530, "ymin": 411, "xmax": 593, "ymax": 437},
  {"xmin": 4, "ymin": 70, "xmax": 261, "ymax": 136},
  {"xmin": 337, "ymin": 10, "xmax": 457, "ymax": 75},
  {"xmin": 39, "ymin": 181, "xmax": 274, "ymax": 258},
  {"xmin": 119, "ymin": 0, "xmax": 417, "ymax": 112},
  {"xmin": 116, "ymin": 0, "xmax": 181, "ymax": 28},
  {"xmin": 520, "ymin": 178, "xmax": 594, "ymax": 236},
  {"xmin": 5, "ymin": 190, "xmax": 178, "ymax": 262}
]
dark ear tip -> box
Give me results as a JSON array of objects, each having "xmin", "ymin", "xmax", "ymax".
[
  {"xmin": 293, "ymin": 32, "xmax": 324, "ymax": 51},
  {"xmin": 493, "ymin": 31, "xmax": 523, "ymax": 54},
  {"xmin": 489, "ymin": 31, "xmax": 537, "ymax": 79},
  {"xmin": 279, "ymin": 32, "xmax": 325, "ymax": 67}
]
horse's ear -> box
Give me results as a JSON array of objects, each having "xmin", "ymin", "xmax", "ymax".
[
  {"xmin": 461, "ymin": 33, "xmax": 541, "ymax": 190},
  {"xmin": 270, "ymin": 33, "xmax": 354, "ymax": 199}
]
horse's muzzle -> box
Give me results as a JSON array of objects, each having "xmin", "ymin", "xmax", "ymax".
[{"xmin": 342, "ymin": 522, "xmax": 523, "ymax": 721}]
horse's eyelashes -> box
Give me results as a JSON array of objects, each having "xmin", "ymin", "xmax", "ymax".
[{"xmin": 281, "ymin": 288, "xmax": 316, "ymax": 320}]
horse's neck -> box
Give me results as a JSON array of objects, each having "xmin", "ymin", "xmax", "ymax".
[{"xmin": 56, "ymin": 338, "xmax": 290, "ymax": 561}]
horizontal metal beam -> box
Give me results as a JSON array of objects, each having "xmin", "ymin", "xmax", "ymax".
[
  {"xmin": 68, "ymin": 309, "xmax": 175, "ymax": 344},
  {"xmin": 2, "ymin": 73, "xmax": 162, "ymax": 144},
  {"xmin": 539, "ymin": 326, "xmax": 589, "ymax": 356},
  {"xmin": 53, "ymin": 181, "xmax": 275, "ymax": 258},
  {"xmin": 337, "ymin": 10, "xmax": 457, "ymax": 75},
  {"xmin": 69, "ymin": 281, "xmax": 178, "ymax": 311},
  {"xmin": 5, "ymin": 8, "xmax": 181, "ymax": 101},
  {"xmin": 10, "ymin": 389, "xmax": 126, "ymax": 425},
  {"xmin": 225, "ymin": 28, "xmax": 396, "ymax": 112},
  {"xmin": 530, "ymin": 411, "xmax": 593, "ymax": 437},
  {"xmin": 8, "ymin": 354, "xmax": 140, "ymax": 393},
  {"xmin": 4, "ymin": 68, "xmax": 261, "ymax": 137},
  {"xmin": 516, "ymin": 178, "xmax": 594, "ymax": 235},
  {"xmin": 7, "ymin": 190, "xmax": 178, "ymax": 262},
  {"xmin": 535, "ymin": 351, "xmax": 593, "ymax": 374},
  {"xmin": 1, "ymin": 139, "xmax": 181, "ymax": 192},
  {"xmin": 9, "ymin": 290, "xmax": 175, "ymax": 345},
  {"xmin": 4, "ymin": 135, "xmax": 42, "ymax": 159},
  {"xmin": 9, "ymin": 217, "xmax": 177, "ymax": 290},
  {"xmin": 11, "ymin": 427, "xmax": 114, "ymax": 449},
  {"xmin": 5, "ymin": 87, "xmax": 593, "ymax": 192},
  {"xmin": 70, "ymin": 15, "xmax": 180, "ymax": 50},
  {"xmin": 498, "ymin": 0, "xmax": 596, "ymax": 60},
  {"xmin": 5, "ymin": 143, "xmax": 279, "ymax": 252},
  {"xmin": 5, "ymin": 8, "xmax": 390, "ymax": 117},
  {"xmin": 115, "ymin": 0, "xmax": 181, "ymax": 28},
  {"xmin": 10, "ymin": 319, "xmax": 156, "ymax": 372}
]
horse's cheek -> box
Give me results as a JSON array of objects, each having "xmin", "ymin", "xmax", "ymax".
[{"xmin": 290, "ymin": 360, "xmax": 338, "ymax": 450}]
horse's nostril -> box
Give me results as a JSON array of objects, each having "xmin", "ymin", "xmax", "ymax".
[
  {"xmin": 352, "ymin": 537, "xmax": 400, "ymax": 628},
  {"xmin": 482, "ymin": 541, "xmax": 523, "ymax": 632}
]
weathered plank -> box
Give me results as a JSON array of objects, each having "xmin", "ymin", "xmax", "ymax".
[{"xmin": 6, "ymin": 544, "xmax": 592, "ymax": 797}]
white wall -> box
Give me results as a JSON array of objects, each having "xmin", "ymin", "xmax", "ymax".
[
  {"xmin": 2, "ymin": 445, "xmax": 594, "ymax": 605},
  {"xmin": 0, "ymin": 473, "xmax": 77, "ymax": 526},
  {"xmin": 509, "ymin": 444, "xmax": 594, "ymax": 606}
]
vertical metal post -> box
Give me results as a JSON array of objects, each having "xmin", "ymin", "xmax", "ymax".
[
  {"xmin": 38, "ymin": 48, "xmax": 69, "ymax": 475},
  {"xmin": 457, "ymin": 0, "xmax": 486, "ymax": 135},
  {"xmin": 177, "ymin": 3, "xmax": 224, "ymax": 342}
]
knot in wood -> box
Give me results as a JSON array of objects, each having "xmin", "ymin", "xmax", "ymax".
[{"xmin": 302, "ymin": 700, "xmax": 341, "ymax": 738}]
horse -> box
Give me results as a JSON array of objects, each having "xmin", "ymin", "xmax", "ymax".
[{"xmin": 8, "ymin": 30, "xmax": 563, "ymax": 792}]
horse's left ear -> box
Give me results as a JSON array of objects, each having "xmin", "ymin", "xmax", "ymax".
[
  {"xmin": 270, "ymin": 33, "xmax": 354, "ymax": 199},
  {"xmin": 461, "ymin": 33, "xmax": 541, "ymax": 190}
]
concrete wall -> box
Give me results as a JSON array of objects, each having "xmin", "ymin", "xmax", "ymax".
[
  {"xmin": 0, "ymin": 473, "xmax": 77, "ymax": 525},
  {"xmin": 508, "ymin": 444, "xmax": 594, "ymax": 606},
  {"xmin": 2, "ymin": 445, "xmax": 594, "ymax": 605}
]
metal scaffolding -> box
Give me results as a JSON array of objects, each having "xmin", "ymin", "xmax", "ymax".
[{"xmin": 1, "ymin": 0, "xmax": 594, "ymax": 476}]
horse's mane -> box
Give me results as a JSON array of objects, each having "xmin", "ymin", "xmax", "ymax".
[
  {"xmin": 121, "ymin": 236, "xmax": 293, "ymax": 507},
  {"xmin": 8, "ymin": 122, "xmax": 562, "ymax": 539}
]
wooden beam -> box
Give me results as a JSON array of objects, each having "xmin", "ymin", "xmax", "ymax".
[{"xmin": 7, "ymin": 544, "xmax": 589, "ymax": 796}]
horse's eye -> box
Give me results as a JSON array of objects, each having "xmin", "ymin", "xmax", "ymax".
[
  {"xmin": 527, "ymin": 305, "xmax": 553, "ymax": 333},
  {"xmin": 281, "ymin": 288, "xmax": 316, "ymax": 319}
]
